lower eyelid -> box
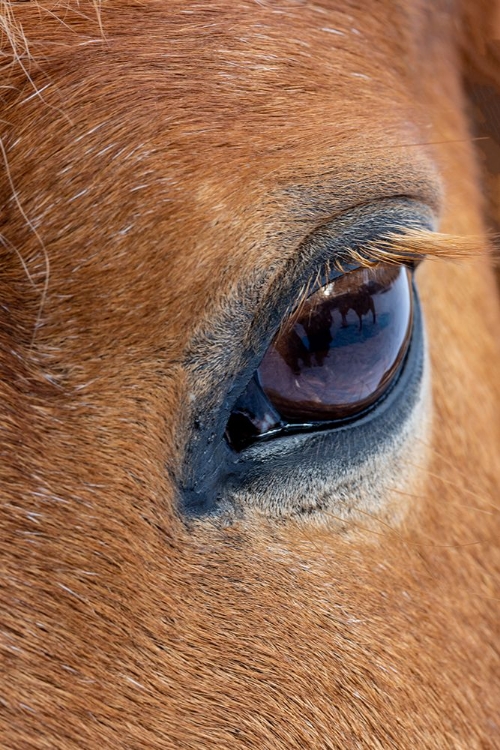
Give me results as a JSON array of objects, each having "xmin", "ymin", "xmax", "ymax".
[
  {"xmin": 213, "ymin": 293, "xmax": 428, "ymax": 520},
  {"xmin": 181, "ymin": 203, "xmax": 435, "ymax": 517}
]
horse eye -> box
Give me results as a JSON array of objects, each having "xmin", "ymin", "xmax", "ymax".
[{"xmin": 226, "ymin": 263, "xmax": 414, "ymax": 450}]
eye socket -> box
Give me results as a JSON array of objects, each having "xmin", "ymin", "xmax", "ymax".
[{"xmin": 226, "ymin": 263, "xmax": 414, "ymax": 450}]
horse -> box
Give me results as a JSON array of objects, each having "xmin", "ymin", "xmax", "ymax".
[{"xmin": 1, "ymin": 1, "xmax": 499, "ymax": 747}]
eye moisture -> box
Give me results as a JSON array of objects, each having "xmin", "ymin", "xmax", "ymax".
[
  {"xmin": 260, "ymin": 263, "xmax": 413, "ymax": 420},
  {"xmin": 226, "ymin": 263, "xmax": 413, "ymax": 449}
]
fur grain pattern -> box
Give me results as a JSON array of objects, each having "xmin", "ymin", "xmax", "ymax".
[{"xmin": 0, "ymin": 1, "xmax": 499, "ymax": 748}]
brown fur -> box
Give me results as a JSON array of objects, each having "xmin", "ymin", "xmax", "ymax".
[{"xmin": 0, "ymin": 1, "xmax": 499, "ymax": 747}]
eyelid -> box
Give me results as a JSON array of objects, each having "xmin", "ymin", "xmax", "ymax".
[
  {"xmin": 187, "ymin": 204, "xmax": 435, "ymax": 407},
  {"xmin": 333, "ymin": 242, "xmax": 427, "ymax": 275},
  {"xmin": 303, "ymin": 254, "xmax": 422, "ymax": 316},
  {"xmin": 182, "ymin": 204, "xmax": 435, "ymax": 511}
]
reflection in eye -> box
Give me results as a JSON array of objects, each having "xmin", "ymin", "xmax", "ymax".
[{"xmin": 226, "ymin": 264, "xmax": 414, "ymax": 450}]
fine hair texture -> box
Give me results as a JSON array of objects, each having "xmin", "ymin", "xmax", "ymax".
[{"xmin": 0, "ymin": 2, "xmax": 499, "ymax": 748}]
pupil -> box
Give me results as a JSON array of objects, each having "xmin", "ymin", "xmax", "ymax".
[{"xmin": 257, "ymin": 264, "xmax": 413, "ymax": 422}]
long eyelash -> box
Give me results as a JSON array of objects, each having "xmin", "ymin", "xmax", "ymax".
[
  {"xmin": 283, "ymin": 229, "xmax": 494, "ymax": 333},
  {"xmin": 338, "ymin": 229, "xmax": 494, "ymax": 271}
]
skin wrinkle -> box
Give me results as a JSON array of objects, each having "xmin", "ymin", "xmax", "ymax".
[{"xmin": 0, "ymin": 1, "xmax": 499, "ymax": 748}]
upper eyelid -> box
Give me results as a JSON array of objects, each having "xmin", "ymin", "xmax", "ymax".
[
  {"xmin": 285, "ymin": 257, "xmax": 419, "ymax": 334},
  {"xmin": 296, "ymin": 227, "xmax": 483, "ymax": 314},
  {"xmin": 186, "ymin": 199, "xmax": 436, "ymax": 375},
  {"xmin": 279, "ymin": 240, "xmax": 427, "ymax": 334},
  {"xmin": 305, "ymin": 249, "xmax": 422, "ymax": 298},
  {"xmin": 309, "ymin": 230, "xmax": 479, "ymax": 285}
]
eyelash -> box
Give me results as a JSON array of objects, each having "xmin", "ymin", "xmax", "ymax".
[{"xmin": 284, "ymin": 251, "xmax": 421, "ymax": 331}]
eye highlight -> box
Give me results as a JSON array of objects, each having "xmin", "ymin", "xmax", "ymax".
[{"xmin": 226, "ymin": 263, "xmax": 414, "ymax": 450}]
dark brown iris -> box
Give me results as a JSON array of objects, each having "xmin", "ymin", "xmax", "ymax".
[{"xmin": 226, "ymin": 263, "xmax": 414, "ymax": 449}]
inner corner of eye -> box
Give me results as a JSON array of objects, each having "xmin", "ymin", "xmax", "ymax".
[{"xmin": 225, "ymin": 262, "xmax": 414, "ymax": 451}]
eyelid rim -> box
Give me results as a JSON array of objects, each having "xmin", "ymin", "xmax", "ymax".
[
  {"xmin": 182, "ymin": 281, "xmax": 425, "ymax": 517},
  {"xmin": 222, "ymin": 292, "xmax": 426, "ymax": 514},
  {"xmin": 293, "ymin": 255, "xmax": 421, "ymax": 328},
  {"xmin": 181, "ymin": 198, "xmax": 435, "ymax": 514}
]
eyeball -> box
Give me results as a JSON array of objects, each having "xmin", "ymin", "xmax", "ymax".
[
  {"xmin": 226, "ymin": 263, "xmax": 414, "ymax": 449},
  {"xmin": 259, "ymin": 264, "xmax": 413, "ymax": 421}
]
